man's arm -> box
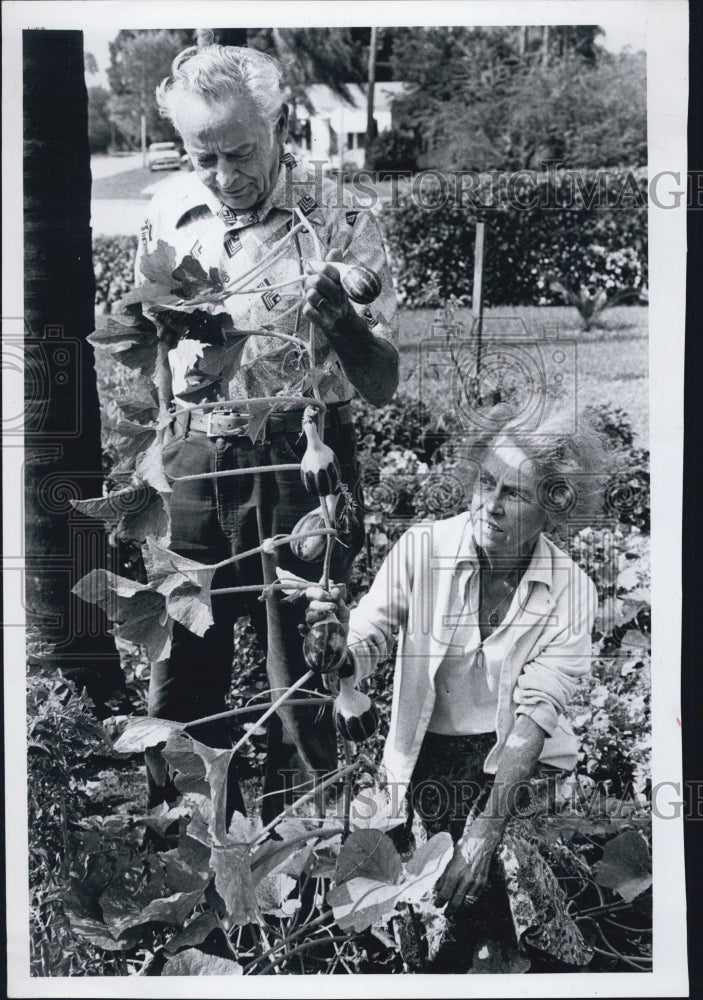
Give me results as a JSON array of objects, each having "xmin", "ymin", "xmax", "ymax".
[{"xmin": 302, "ymin": 252, "xmax": 399, "ymax": 406}]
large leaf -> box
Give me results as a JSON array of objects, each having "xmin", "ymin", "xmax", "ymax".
[
  {"xmin": 105, "ymin": 415, "xmax": 157, "ymax": 470},
  {"xmin": 210, "ymin": 843, "xmax": 257, "ymax": 925},
  {"xmin": 71, "ymin": 485, "xmax": 169, "ymax": 544},
  {"xmin": 143, "ymin": 539, "xmax": 215, "ymax": 637},
  {"xmin": 113, "ymin": 716, "xmax": 185, "ymax": 753},
  {"xmin": 134, "ymin": 433, "xmax": 172, "ymax": 495},
  {"xmin": 98, "ymin": 854, "xmax": 208, "ymax": 938},
  {"xmin": 328, "ymin": 832, "xmax": 453, "ymax": 932},
  {"xmin": 113, "ymin": 381, "xmax": 160, "ymax": 424},
  {"xmin": 88, "ymin": 311, "xmax": 159, "ymax": 374},
  {"xmin": 168, "ymin": 734, "xmax": 235, "ymax": 845},
  {"xmin": 334, "ymin": 829, "xmax": 402, "ymax": 886},
  {"xmin": 72, "ymin": 569, "xmax": 171, "ymax": 662},
  {"xmin": 63, "ymin": 913, "xmax": 141, "ymax": 952},
  {"xmin": 163, "ymin": 911, "xmax": 219, "ymax": 955},
  {"xmin": 161, "ymin": 947, "xmax": 242, "ymax": 976},
  {"xmin": 593, "ymin": 831, "xmax": 652, "ymax": 903}
]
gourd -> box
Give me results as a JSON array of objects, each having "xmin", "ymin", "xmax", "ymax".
[
  {"xmin": 300, "ymin": 406, "xmax": 342, "ymax": 496},
  {"xmin": 302, "ymin": 612, "xmax": 348, "ymax": 673},
  {"xmin": 336, "ymin": 262, "xmax": 382, "ymax": 305},
  {"xmin": 309, "ymin": 260, "xmax": 382, "ymax": 305},
  {"xmin": 290, "ymin": 508, "xmax": 328, "ymax": 562},
  {"xmin": 333, "ymin": 675, "xmax": 380, "ymax": 742}
]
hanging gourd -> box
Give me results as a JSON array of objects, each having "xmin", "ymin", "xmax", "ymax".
[
  {"xmin": 333, "ymin": 675, "xmax": 380, "ymax": 742},
  {"xmin": 302, "ymin": 611, "xmax": 348, "ymax": 673},
  {"xmin": 300, "ymin": 406, "xmax": 342, "ymax": 497}
]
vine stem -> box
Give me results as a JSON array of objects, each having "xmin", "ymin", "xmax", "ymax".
[
  {"xmin": 175, "ymin": 395, "xmax": 326, "ymax": 414},
  {"xmin": 178, "ymin": 528, "xmax": 336, "ymax": 571},
  {"xmin": 254, "ymin": 934, "xmax": 354, "ymax": 976},
  {"xmin": 224, "ymin": 222, "xmax": 308, "ymax": 292},
  {"xmin": 168, "ymin": 462, "xmax": 300, "ymax": 483},
  {"xmin": 342, "ymin": 741, "xmax": 354, "ymax": 839},
  {"xmin": 181, "ymin": 697, "xmax": 332, "ymax": 731},
  {"xmin": 229, "ymin": 670, "xmax": 316, "ymax": 756},
  {"xmin": 252, "ymin": 759, "xmax": 362, "ymax": 847},
  {"xmin": 241, "ymin": 911, "xmax": 336, "ymax": 974}
]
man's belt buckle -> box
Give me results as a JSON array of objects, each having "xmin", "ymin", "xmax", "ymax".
[{"xmin": 206, "ymin": 409, "xmax": 248, "ymax": 438}]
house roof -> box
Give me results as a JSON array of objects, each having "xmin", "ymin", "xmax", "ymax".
[{"xmin": 301, "ymin": 82, "xmax": 409, "ymax": 116}]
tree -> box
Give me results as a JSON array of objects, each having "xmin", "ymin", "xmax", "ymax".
[
  {"xmin": 87, "ymin": 86, "xmax": 112, "ymax": 153},
  {"xmin": 24, "ymin": 30, "xmax": 128, "ymax": 713},
  {"xmin": 388, "ymin": 26, "xmax": 645, "ymax": 171},
  {"xmin": 107, "ymin": 29, "xmax": 191, "ymax": 147}
]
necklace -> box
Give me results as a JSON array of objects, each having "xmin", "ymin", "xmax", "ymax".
[{"xmin": 480, "ymin": 575, "xmax": 517, "ymax": 629}]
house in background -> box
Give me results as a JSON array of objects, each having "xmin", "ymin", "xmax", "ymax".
[{"xmin": 291, "ymin": 82, "xmax": 408, "ymax": 169}]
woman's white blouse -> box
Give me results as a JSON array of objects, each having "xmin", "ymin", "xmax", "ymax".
[{"xmin": 346, "ymin": 512, "xmax": 598, "ymax": 794}]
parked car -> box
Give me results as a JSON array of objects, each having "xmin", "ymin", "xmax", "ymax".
[{"xmin": 146, "ymin": 142, "xmax": 182, "ymax": 172}]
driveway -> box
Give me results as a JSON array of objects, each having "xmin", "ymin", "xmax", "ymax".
[{"xmin": 90, "ymin": 154, "xmax": 186, "ymax": 236}]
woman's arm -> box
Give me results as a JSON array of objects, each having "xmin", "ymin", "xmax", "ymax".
[{"xmin": 435, "ymin": 714, "xmax": 546, "ymax": 914}]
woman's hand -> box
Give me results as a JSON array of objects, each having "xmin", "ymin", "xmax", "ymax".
[
  {"xmin": 304, "ymin": 583, "xmax": 349, "ymax": 635},
  {"xmin": 302, "ymin": 249, "xmax": 353, "ymax": 332},
  {"xmin": 435, "ymin": 817, "xmax": 503, "ymax": 915}
]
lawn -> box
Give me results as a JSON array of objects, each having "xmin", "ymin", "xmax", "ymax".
[{"xmin": 396, "ymin": 305, "xmax": 649, "ymax": 447}]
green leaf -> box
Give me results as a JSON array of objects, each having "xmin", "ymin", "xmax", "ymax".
[
  {"xmin": 328, "ymin": 832, "xmax": 453, "ymax": 932},
  {"xmin": 143, "ymin": 539, "xmax": 215, "ymax": 637},
  {"xmin": 105, "ymin": 415, "xmax": 157, "ymax": 472},
  {"xmin": 63, "ymin": 913, "xmax": 141, "ymax": 952},
  {"xmin": 138, "ymin": 238, "xmax": 178, "ymax": 286},
  {"xmin": 112, "ymin": 381, "xmax": 159, "ymax": 425},
  {"xmin": 88, "ymin": 311, "xmax": 159, "ymax": 374},
  {"xmin": 72, "ymin": 569, "xmax": 171, "ymax": 662},
  {"xmin": 134, "ymin": 433, "xmax": 172, "ymax": 494},
  {"xmin": 593, "ymin": 831, "xmax": 652, "ymax": 902},
  {"xmin": 97, "ymin": 853, "xmax": 208, "ymax": 939},
  {"xmin": 467, "ymin": 939, "xmax": 531, "ymax": 974},
  {"xmin": 112, "ymin": 716, "xmax": 185, "ymax": 753},
  {"xmin": 247, "ymin": 401, "xmax": 275, "ymax": 444},
  {"xmin": 164, "ymin": 734, "xmax": 235, "ymax": 846},
  {"xmin": 162, "ymin": 947, "xmax": 242, "ymax": 976},
  {"xmin": 210, "ymin": 843, "xmax": 257, "ymax": 925},
  {"xmin": 334, "ymin": 829, "xmax": 403, "ymax": 886},
  {"xmin": 256, "ymin": 871, "xmax": 298, "ymax": 917},
  {"xmin": 71, "ymin": 486, "xmax": 170, "ymax": 545},
  {"xmin": 163, "ymin": 911, "xmax": 220, "ymax": 955}
]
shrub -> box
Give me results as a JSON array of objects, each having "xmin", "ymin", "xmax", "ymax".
[
  {"xmin": 382, "ymin": 168, "xmax": 647, "ymax": 308},
  {"xmin": 365, "ymin": 128, "xmax": 419, "ymax": 172},
  {"xmin": 93, "ymin": 235, "xmax": 138, "ymax": 314}
]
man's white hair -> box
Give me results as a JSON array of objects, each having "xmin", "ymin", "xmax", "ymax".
[{"xmin": 156, "ymin": 44, "xmax": 284, "ymax": 129}]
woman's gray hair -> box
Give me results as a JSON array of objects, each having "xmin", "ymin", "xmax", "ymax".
[
  {"xmin": 156, "ymin": 44, "xmax": 284, "ymax": 129},
  {"xmin": 470, "ymin": 403, "xmax": 610, "ymax": 530}
]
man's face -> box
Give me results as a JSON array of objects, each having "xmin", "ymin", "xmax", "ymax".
[
  {"xmin": 470, "ymin": 438, "xmax": 548, "ymax": 560},
  {"xmin": 174, "ymin": 93, "xmax": 287, "ymax": 212}
]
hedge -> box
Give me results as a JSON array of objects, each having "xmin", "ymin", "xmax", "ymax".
[{"xmin": 93, "ymin": 168, "xmax": 647, "ymax": 312}]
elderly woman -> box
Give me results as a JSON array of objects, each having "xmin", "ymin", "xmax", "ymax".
[{"xmin": 308, "ymin": 405, "xmax": 605, "ymax": 970}]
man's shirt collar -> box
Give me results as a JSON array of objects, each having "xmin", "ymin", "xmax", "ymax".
[{"xmin": 174, "ymin": 152, "xmax": 306, "ymax": 230}]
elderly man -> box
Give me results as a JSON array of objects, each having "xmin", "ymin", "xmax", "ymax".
[{"xmin": 137, "ymin": 44, "xmax": 398, "ymax": 823}]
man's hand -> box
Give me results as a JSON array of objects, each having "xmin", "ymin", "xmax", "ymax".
[
  {"xmin": 302, "ymin": 249, "xmax": 352, "ymax": 332},
  {"xmin": 435, "ymin": 817, "xmax": 503, "ymax": 915}
]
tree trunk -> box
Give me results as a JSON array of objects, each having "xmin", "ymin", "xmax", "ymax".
[
  {"xmin": 364, "ymin": 26, "xmax": 379, "ymax": 167},
  {"xmin": 23, "ymin": 29, "xmax": 127, "ymax": 714}
]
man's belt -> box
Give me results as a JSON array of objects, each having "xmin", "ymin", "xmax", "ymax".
[{"xmin": 177, "ymin": 403, "xmax": 353, "ymax": 439}]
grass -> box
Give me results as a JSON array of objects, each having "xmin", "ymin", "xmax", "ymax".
[{"xmin": 396, "ymin": 304, "xmax": 648, "ymax": 446}]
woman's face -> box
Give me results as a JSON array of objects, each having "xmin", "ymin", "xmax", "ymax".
[{"xmin": 470, "ymin": 437, "xmax": 548, "ymax": 559}]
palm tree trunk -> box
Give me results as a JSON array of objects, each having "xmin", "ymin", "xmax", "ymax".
[{"xmin": 23, "ymin": 29, "xmax": 127, "ymax": 714}]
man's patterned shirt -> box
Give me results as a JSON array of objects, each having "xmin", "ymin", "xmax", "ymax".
[{"xmin": 135, "ymin": 153, "xmax": 398, "ymax": 405}]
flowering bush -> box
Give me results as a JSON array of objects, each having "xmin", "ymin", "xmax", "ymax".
[
  {"xmin": 382, "ymin": 168, "xmax": 647, "ymax": 308},
  {"xmin": 93, "ymin": 235, "xmax": 138, "ymax": 314}
]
